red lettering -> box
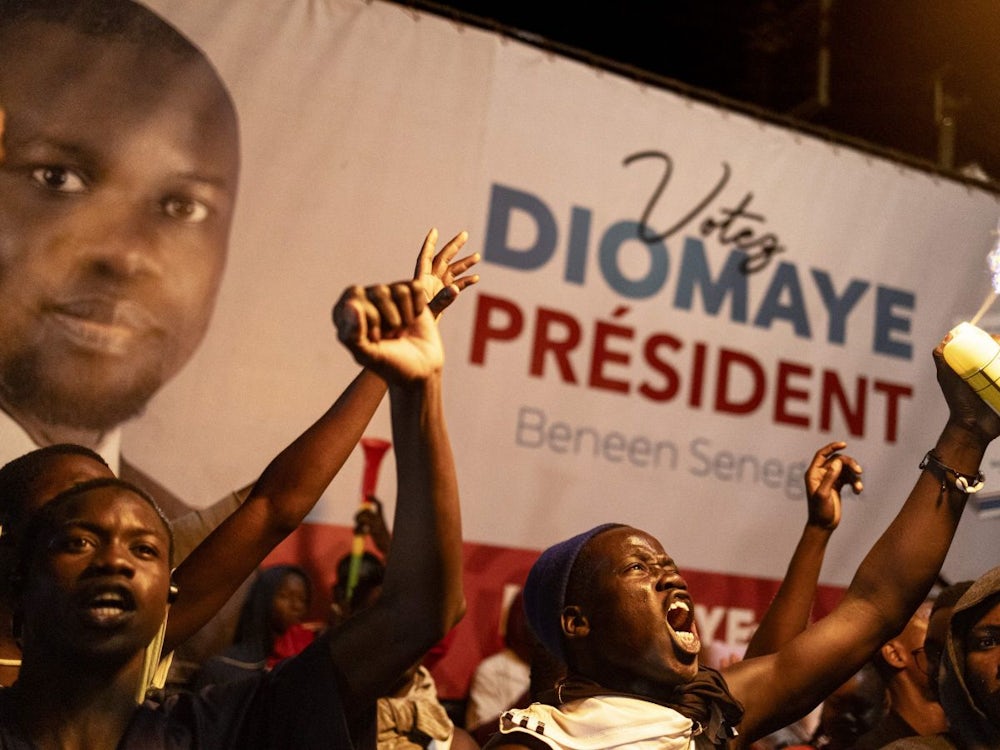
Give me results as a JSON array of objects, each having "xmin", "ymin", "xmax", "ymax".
[
  {"xmin": 689, "ymin": 341, "xmax": 708, "ymax": 408},
  {"xmin": 470, "ymin": 293, "xmax": 523, "ymax": 365},
  {"xmin": 639, "ymin": 333, "xmax": 682, "ymax": 401},
  {"xmin": 774, "ymin": 360, "xmax": 812, "ymax": 428},
  {"xmin": 821, "ymin": 370, "xmax": 867, "ymax": 437},
  {"xmin": 531, "ymin": 307, "xmax": 581, "ymax": 382},
  {"xmin": 589, "ymin": 319, "xmax": 633, "ymax": 393},
  {"xmin": 714, "ymin": 348, "xmax": 765, "ymax": 415},
  {"xmin": 467, "ymin": 297, "xmax": 915, "ymax": 444},
  {"xmin": 873, "ymin": 380, "xmax": 914, "ymax": 443}
]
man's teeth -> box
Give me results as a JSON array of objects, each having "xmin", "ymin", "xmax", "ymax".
[
  {"xmin": 92, "ymin": 607, "xmax": 123, "ymax": 617},
  {"xmin": 674, "ymin": 631, "xmax": 697, "ymax": 646},
  {"xmin": 90, "ymin": 594, "xmax": 126, "ymax": 612}
]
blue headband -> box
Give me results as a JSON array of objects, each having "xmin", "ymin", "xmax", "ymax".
[{"xmin": 522, "ymin": 523, "xmax": 622, "ymax": 662}]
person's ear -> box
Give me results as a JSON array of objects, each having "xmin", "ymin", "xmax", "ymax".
[
  {"xmin": 167, "ymin": 573, "xmax": 180, "ymax": 605},
  {"xmin": 561, "ymin": 605, "xmax": 590, "ymax": 640},
  {"xmin": 881, "ymin": 639, "xmax": 906, "ymax": 670}
]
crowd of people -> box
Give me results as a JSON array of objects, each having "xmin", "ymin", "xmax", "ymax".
[{"xmin": 2, "ymin": 0, "xmax": 1000, "ymax": 748}]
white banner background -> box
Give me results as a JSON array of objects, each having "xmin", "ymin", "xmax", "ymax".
[{"xmin": 126, "ymin": 0, "xmax": 1000, "ymax": 599}]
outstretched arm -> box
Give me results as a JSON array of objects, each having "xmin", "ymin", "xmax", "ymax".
[
  {"xmin": 165, "ymin": 369, "xmax": 386, "ymax": 651},
  {"xmin": 164, "ymin": 230, "xmax": 478, "ymax": 653},
  {"xmin": 727, "ymin": 334, "xmax": 1000, "ymax": 742},
  {"xmin": 327, "ymin": 276, "xmax": 466, "ymax": 718},
  {"xmin": 743, "ymin": 442, "xmax": 862, "ymax": 659}
]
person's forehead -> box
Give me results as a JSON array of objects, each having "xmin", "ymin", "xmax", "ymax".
[
  {"xmin": 0, "ymin": 21, "xmax": 239, "ymax": 178},
  {"xmin": 52, "ymin": 485, "xmax": 169, "ymax": 537},
  {"xmin": 3, "ymin": 22, "xmax": 204, "ymax": 92},
  {"xmin": 27, "ymin": 455, "xmax": 115, "ymax": 513},
  {"xmin": 277, "ymin": 571, "xmax": 309, "ymax": 590},
  {"xmin": 589, "ymin": 526, "xmax": 669, "ymax": 561},
  {"xmin": 972, "ymin": 597, "xmax": 1000, "ymax": 629}
]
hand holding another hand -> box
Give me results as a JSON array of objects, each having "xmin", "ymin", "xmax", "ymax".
[{"xmin": 334, "ymin": 279, "xmax": 443, "ymax": 383}]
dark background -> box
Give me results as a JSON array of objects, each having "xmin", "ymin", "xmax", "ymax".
[{"xmin": 407, "ymin": 0, "xmax": 1000, "ymax": 188}]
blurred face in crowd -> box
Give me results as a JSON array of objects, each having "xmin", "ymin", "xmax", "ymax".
[
  {"xmin": 270, "ymin": 571, "xmax": 310, "ymax": 635},
  {"xmin": 964, "ymin": 595, "xmax": 1000, "ymax": 725}
]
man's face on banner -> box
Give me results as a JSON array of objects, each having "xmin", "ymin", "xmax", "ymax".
[{"xmin": 0, "ymin": 20, "xmax": 240, "ymax": 432}]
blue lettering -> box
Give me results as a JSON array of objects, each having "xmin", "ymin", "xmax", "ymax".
[
  {"xmin": 811, "ymin": 270, "xmax": 869, "ymax": 345},
  {"xmin": 482, "ymin": 182, "xmax": 918, "ymax": 358},
  {"xmin": 484, "ymin": 184, "xmax": 557, "ymax": 270},
  {"xmin": 674, "ymin": 239, "xmax": 748, "ymax": 322},
  {"xmin": 874, "ymin": 286, "xmax": 914, "ymax": 359},
  {"xmin": 598, "ymin": 221, "xmax": 668, "ymax": 299},
  {"xmin": 566, "ymin": 206, "xmax": 591, "ymax": 285},
  {"xmin": 753, "ymin": 261, "xmax": 811, "ymax": 337}
]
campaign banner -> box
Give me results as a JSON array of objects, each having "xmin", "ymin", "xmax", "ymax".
[{"xmin": 112, "ymin": 0, "xmax": 1000, "ymax": 695}]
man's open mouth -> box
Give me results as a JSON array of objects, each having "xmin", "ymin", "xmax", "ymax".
[
  {"xmin": 666, "ymin": 597, "xmax": 700, "ymax": 655},
  {"xmin": 80, "ymin": 586, "xmax": 137, "ymax": 626}
]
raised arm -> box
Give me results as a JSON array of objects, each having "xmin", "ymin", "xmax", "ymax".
[
  {"xmin": 743, "ymin": 441, "xmax": 862, "ymax": 659},
  {"xmin": 726, "ymin": 334, "xmax": 1000, "ymax": 743},
  {"xmin": 165, "ymin": 369, "xmax": 386, "ymax": 651},
  {"xmin": 164, "ymin": 230, "xmax": 477, "ymax": 652},
  {"xmin": 327, "ymin": 276, "xmax": 466, "ymax": 717}
]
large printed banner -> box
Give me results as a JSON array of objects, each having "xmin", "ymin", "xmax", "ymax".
[{"xmin": 111, "ymin": 0, "xmax": 1000, "ymax": 695}]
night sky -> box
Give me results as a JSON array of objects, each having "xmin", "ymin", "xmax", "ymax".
[{"xmin": 413, "ymin": 0, "xmax": 1000, "ymax": 185}]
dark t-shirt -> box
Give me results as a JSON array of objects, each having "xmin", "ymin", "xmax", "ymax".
[{"xmin": 0, "ymin": 636, "xmax": 374, "ymax": 749}]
